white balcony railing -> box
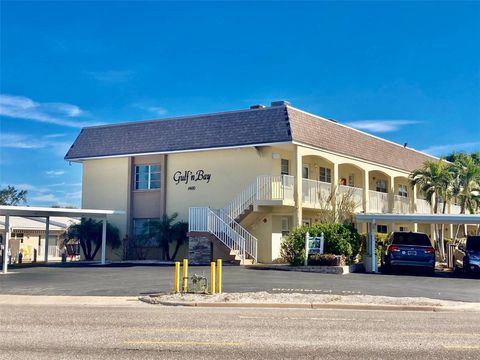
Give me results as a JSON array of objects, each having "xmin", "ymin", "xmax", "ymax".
[
  {"xmin": 338, "ymin": 185, "xmax": 364, "ymax": 212},
  {"xmin": 369, "ymin": 190, "xmax": 389, "ymax": 213},
  {"xmin": 393, "ymin": 195, "xmax": 411, "ymax": 213},
  {"xmin": 451, "ymin": 204, "xmax": 462, "ymax": 215},
  {"xmin": 415, "ymin": 199, "xmax": 431, "ymax": 214},
  {"xmin": 257, "ymin": 175, "xmax": 294, "ymax": 202},
  {"xmin": 302, "ymin": 179, "xmax": 332, "ymax": 209}
]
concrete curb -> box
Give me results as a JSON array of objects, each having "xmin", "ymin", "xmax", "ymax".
[{"xmin": 138, "ymin": 297, "xmax": 475, "ymax": 312}]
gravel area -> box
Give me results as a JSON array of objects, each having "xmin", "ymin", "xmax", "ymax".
[{"xmin": 142, "ymin": 291, "xmax": 480, "ymax": 311}]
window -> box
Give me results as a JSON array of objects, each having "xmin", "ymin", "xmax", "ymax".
[
  {"xmin": 281, "ymin": 217, "xmax": 290, "ymax": 236},
  {"xmin": 398, "ymin": 184, "xmax": 408, "ymax": 197},
  {"xmin": 302, "ymin": 218, "xmax": 311, "ymax": 226},
  {"xmin": 302, "ymin": 164, "xmax": 309, "ymax": 179},
  {"xmin": 377, "ymin": 225, "xmax": 388, "ymax": 233},
  {"xmin": 281, "ymin": 159, "xmax": 289, "ymax": 175},
  {"xmin": 319, "ymin": 167, "xmax": 332, "ymax": 183},
  {"xmin": 375, "ymin": 179, "xmax": 387, "ymax": 193},
  {"xmin": 133, "ymin": 218, "xmax": 159, "ymax": 246},
  {"xmin": 135, "ymin": 165, "xmax": 161, "ymax": 190},
  {"xmin": 348, "ymin": 174, "xmax": 355, "ymax": 187},
  {"xmin": 399, "ymin": 226, "xmax": 408, "ymax": 232}
]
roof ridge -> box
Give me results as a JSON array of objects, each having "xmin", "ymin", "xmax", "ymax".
[
  {"xmin": 81, "ymin": 106, "xmax": 279, "ymax": 130},
  {"xmin": 286, "ymin": 105, "xmax": 439, "ymax": 161}
]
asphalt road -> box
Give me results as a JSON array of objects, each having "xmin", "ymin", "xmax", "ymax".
[
  {"xmin": 0, "ymin": 303, "xmax": 479, "ymax": 359},
  {"xmin": 1, "ymin": 265, "xmax": 479, "ymax": 302}
]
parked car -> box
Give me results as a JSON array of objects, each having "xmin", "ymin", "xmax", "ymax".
[
  {"xmin": 381, "ymin": 232, "xmax": 435, "ymax": 275},
  {"xmin": 453, "ymin": 235, "xmax": 480, "ymax": 274}
]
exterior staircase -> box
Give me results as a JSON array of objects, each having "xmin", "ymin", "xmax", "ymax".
[{"xmin": 188, "ymin": 174, "xmax": 294, "ymax": 264}]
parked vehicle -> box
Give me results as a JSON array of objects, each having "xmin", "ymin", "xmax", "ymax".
[
  {"xmin": 453, "ymin": 235, "xmax": 480, "ymax": 274},
  {"xmin": 381, "ymin": 232, "xmax": 435, "ymax": 275}
]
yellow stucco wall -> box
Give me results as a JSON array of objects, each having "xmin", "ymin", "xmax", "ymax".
[
  {"xmin": 166, "ymin": 145, "xmax": 294, "ymax": 221},
  {"xmin": 82, "ymin": 157, "xmax": 130, "ymax": 259}
]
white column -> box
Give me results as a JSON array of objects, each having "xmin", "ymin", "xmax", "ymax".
[
  {"xmin": 44, "ymin": 216, "xmax": 50, "ymax": 262},
  {"xmin": 101, "ymin": 218, "xmax": 107, "ymax": 264},
  {"xmin": 363, "ymin": 170, "xmax": 369, "ymax": 213},
  {"xmin": 412, "ymin": 184, "xmax": 417, "ymax": 214},
  {"xmin": 293, "ymin": 146, "xmax": 302, "ymax": 227},
  {"xmin": 2, "ymin": 215, "xmax": 10, "ymax": 274},
  {"xmin": 389, "ymin": 175, "xmax": 395, "ymax": 213},
  {"xmin": 369, "ymin": 220, "xmax": 377, "ymax": 273},
  {"xmin": 332, "ymin": 162, "xmax": 339, "ymax": 213}
]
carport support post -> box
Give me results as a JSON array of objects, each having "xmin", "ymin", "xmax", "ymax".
[
  {"xmin": 369, "ymin": 220, "xmax": 376, "ymax": 273},
  {"xmin": 2, "ymin": 215, "xmax": 10, "ymax": 274},
  {"xmin": 101, "ymin": 218, "xmax": 107, "ymax": 265},
  {"xmin": 44, "ymin": 216, "xmax": 50, "ymax": 263}
]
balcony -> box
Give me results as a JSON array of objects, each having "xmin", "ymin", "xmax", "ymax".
[
  {"xmin": 393, "ymin": 195, "xmax": 411, "ymax": 214},
  {"xmin": 338, "ymin": 185, "xmax": 364, "ymax": 212},
  {"xmin": 415, "ymin": 199, "xmax": 431, "ymax": 214},
  {"xmin": 451, "ymin": 204, "xmax": 462, "ymax": 214},
  {"xmin": 368, "ymin": 190, "xmax": 389, "ymax": 213},
  {"xmin": 256, "ymin": 175, "xmax": 295, "ymax": 205},
  {"xmin": 302, "ymin": 179, "xmax": 331, "ymax": 209}
]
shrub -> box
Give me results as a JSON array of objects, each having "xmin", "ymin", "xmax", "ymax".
[
  {"xmin": 309, "ymin": 253, "xmax": 346, "ymax": 266},
  {"xmin": 359, "ymin": 232, "xmax": 388, "ymax": 264},
  {"xmin": 280, "ymin": 223, "xmax": 360, "ymax": 265}
]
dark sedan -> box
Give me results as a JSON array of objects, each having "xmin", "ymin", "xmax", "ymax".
[
  {"xmin": 453, "ymin": 235, "xmax": 480, "ymax": 274},
  {"xmin": 381, "ymin": 232, "xmax": 435, "ymax": 275}
]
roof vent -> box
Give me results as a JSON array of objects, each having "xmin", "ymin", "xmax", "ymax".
[
  {"xmin": 250, "ymin": 104, "xmax": 266, "ymax": 109},
  {"xmin": 271, "ymin": 100, "xmax": 291, "ymax": 107}
]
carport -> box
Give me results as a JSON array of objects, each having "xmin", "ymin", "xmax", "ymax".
[
  {"xmin": 0, "ymin": 205, "xmax": 122, "ymax": 274},
  {"xmin": 356, "ymin": 213, "xmax": 480, "ymax": 273}
]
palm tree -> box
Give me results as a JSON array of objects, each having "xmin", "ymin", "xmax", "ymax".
[
  {"xmin": 409, "ymin": 160, "xmax": 453, "ymax": 260},
  {"xmin": 67, "ymin": 218, "xmax": 121, "ymax": 261},
  {"xmin": 142, "ymin": 213, "xmax": 188, "ymax": 261},
  {"xmin": 450, "ymin": 155, "xmax": 480, "ymax": 240}
]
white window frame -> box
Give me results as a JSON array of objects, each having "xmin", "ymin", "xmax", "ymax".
[
  {"xmin": 376, "ymin": 179, "xmax": 387, "ymax": 193},
  {"xmin": 135, "ymin": 164, "xmax": 161, "ymax": 190},
  {"xmin": 302, "ymin": 164, "xmax": 309, "ymax": 179},
  {"xmin": 319, "ymin": 167, "xmax": 332, "ymax": 183},
  {"xmin": 398, "ymin": 184, "xmax": 408, "ymax": 197},
  {"xmin": 281, "ymin": 159, "xmax": 289, "ymax": 175}
]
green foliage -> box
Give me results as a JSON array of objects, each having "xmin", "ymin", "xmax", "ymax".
[
  {"xmin": 0, "ymin": 185, "xmax": 27, "ymax": 205},
  {"xmin": 280, "ymin": 223, "xmax": 360, "ymax": 265},
  {"xmin": 138, "ymin": 213, "xmax": 188, "ymax": 261},
  {"xmin": 67, "ymin": 218, "xmax": 121, "ymax": 261},
  {"xmin": 359, "ymin": 233, "xmax": 388, "ymax": 263},
  {"xmin": 309, "ymin": 253, "xmax": 346, "ymax": 266}
]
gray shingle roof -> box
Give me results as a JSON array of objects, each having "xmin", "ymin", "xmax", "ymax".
[
  {"xmin": 65, "ymin": 106, "xmax": 292, "ymax": 160},
  {"xmin": 65, "ymin": 104, "xmax": 437, "ymax": 172}
]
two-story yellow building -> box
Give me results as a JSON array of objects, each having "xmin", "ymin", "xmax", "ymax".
[{"xmin": 66, "ymin": 101, "xmax": 453, "ymax": 264}]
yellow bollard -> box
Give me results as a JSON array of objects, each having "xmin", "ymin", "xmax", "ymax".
[
  {"xmin": 182, "ymin": 259, "xmax": 188, "ymax": 293},
  {"xmin": 210, "ymin": 262, "xmax": 216, "ymax": 294},
  {"xmin": 216, "ymin": 259, "xmax": 222, "ymax": 294},
  {"xmin": 174, "ymin": 261, "xmax": 180, "ymax": 293}
]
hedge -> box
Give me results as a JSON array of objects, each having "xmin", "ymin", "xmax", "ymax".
[{"xmin": 280, "ymin": 223, "xmax": 360, "ymax": 265}]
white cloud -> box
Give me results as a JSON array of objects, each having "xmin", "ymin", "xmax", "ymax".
[
  {"xmin": 420, "ymin": 142, "xmax": 480, "ymax": 156},
  {"xmin": 85, "ymin": 70, "xmax": 135, "ymax": 83},
  {"xmin": 345, "ymin": 120, "xmax": 420, "ymax": 133},
  {"xmin": 0, "ymin": 94, "xmax": 94, "ymax": 128},
  {"xmin": 31, "ymin": 194, "xmax": 60, "ymax": 202},
  {"xmin": 0, "ymin": 132, "xmax": 73, "ymax": 156},
  {"xmin": 0, "ymin": 133, "xmax": 45, "ymax": 149},
  {"xmin": 132, "ymin": 102, "xmax": 168, "ymax": 116},
  {"xmin": 46, "ymin": 170, "xmax": 65, "ymax": 176}
]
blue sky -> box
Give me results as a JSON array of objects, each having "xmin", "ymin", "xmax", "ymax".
[{"xmin": 1, "ymin": 1, "xmax": 479, "ymax": 207}]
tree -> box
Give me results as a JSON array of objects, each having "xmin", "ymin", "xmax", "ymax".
[
  {"xmin": 449, "ymin": 154, "xmax": 480, "ymax": 240},
  {"xmin": 0, "ymin": 185, "xmax": 27, "ymax": 205},
  {"xmin": 140, "ymin": 213, "xmax": 188, "ymax": 261},
  {"xmin": 67, "ymin": 218, "xmax": 121, "ymax": 261},
  {"xmin": 409, "ymin": 160, "xmax": 453, "ymax": 260}
]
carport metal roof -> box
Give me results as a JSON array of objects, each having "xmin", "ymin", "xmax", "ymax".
[
  {"xmin": 355, "ymin": 213, "xmax": 480, "ymax": 273},
  {"xmin": 0, "ymin": 205, "xmax": 124, "ymax": 274}
]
